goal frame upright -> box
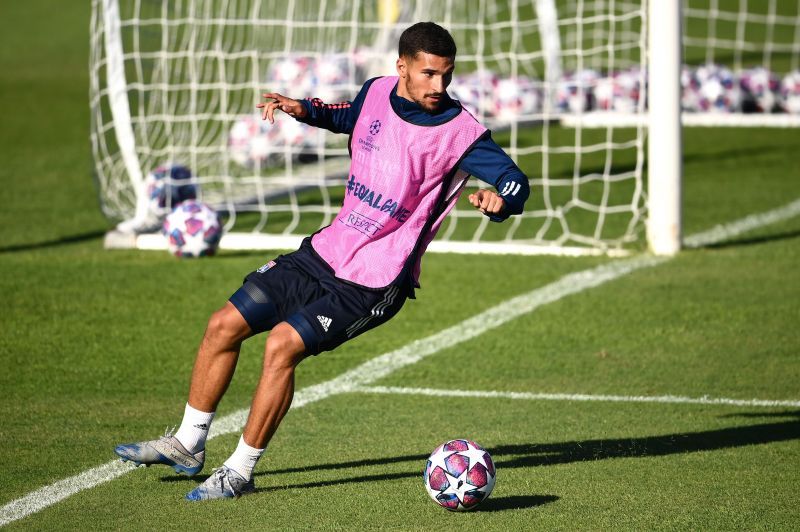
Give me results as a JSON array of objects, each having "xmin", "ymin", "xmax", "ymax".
[{"xmin": 647, "ymin": 0, "xmax": 683, "ymax": 255}]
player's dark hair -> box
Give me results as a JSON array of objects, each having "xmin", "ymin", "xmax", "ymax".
[{"xmin": 398, "ymin": 22, "xmax": 457, "ymax": 60}]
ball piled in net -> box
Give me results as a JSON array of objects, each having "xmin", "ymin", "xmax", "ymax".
[
  {"xmin": 739, "ymin": 67, "xmax": 781, "ymax": 113},
  {"xmin": 162, "ymin": 200, "xmax": 222, "ymax": 258},
  {"xmin": 423, "ymin": 439, "xmax": 496, "ymax": 511},
  {"xmin": 781, "ymin": 71, "xmax": 800, "ymax": 114},
  {"xmin": 144, "ymin": 163, "xmax": 197, "ymax": 216},
  {"xmin": 682, "ymin": 64, "xmax": 741, "ymax": 113}
]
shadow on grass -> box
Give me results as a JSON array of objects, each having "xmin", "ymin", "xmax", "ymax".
[
  {"xmin": 161, "ymin": 411, "xmax": 799, "ymax": 510},
  {"xmin": 692, "ymin": 228, "xmax": 800, "ymax": 251},
  {"xmin": 0, "ymin": 229, "xmax": 107, "ymax": 253},
  {"xmin": 476, "ymin": 495, "xmax": 560, "ymax": 512}
]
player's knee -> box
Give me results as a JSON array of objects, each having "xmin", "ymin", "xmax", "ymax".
[
  {"xmin": 206, "ymin": 303, "xmax": 250, "ymax": 344},
  {"xmin": 263, "ymin": 323, "xmax": 305, "ymax": 371}
]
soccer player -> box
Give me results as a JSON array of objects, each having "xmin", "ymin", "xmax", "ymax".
[{"xmin": 115, "ymin": 21, "xmax": 529, "ymax": 500}]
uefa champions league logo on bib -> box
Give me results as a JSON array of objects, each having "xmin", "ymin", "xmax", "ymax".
[{"xmin": 369, "ymin": 119, "xmax": 382, "ymax": 135}]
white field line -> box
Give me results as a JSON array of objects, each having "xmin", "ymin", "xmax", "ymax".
[
  {"xmin": 683, "ymin": 197, "xmax": 800, "ymax": 248},
  {"xmin": 2, "ymin": 199, "xmax": 799, "ymax": 527},
  {"xmin": 353, "ymin": 385, "xmax": 800, "ymax": 409}
]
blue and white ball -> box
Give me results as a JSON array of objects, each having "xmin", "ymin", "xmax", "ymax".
[
  {"xmin": 228, "ymin": 115, "xmax": 280, "ymax": 168},
  {"xmin": 423, "ymin": 439, "xmax": 496, "ymax": 512},
  {"xmin": 450, "ymin": 70, "xmax": 498, "ymax": 118},
  {"xmin": 780, "ymin": 70, "xmax": 800, "ymax": 114},
  {"xmin": 144, "ymin": 164, "xmax": 197, "ymax": 216},
  {"xmin": 739, "ymin": 67, "xmax": 780, "ymax": 113},
  {"xmin": 314, "ymin": 54, "xmax": 355, "ymax": 103},
  {"xmin": 268, "ymin": 55, "xmax": 317, "ymax": 95},
  {"xmin": 688, "ymin": 64, "xmax": 741, "ymax": 113},
  {"xmin": 162, "ymin": 200, "xmax": 222, "ymax": 258},
  {"xmin": 492, "ymin": 76, "xmax": 541, "ymax": 122},
  {"xmin": 594, "ymin": 67, "xmax": 643, "ymax": 113},
  {"xmin": 275, "ymin": 113, "xmax": 318, "ymax": 151},
  {"xmin": 681, "ymin": 65, "xmax": 703, "ymax": 112},
  {"xmin": 556, "ymin": 69, "xmax": 599, "ymax": 113}
]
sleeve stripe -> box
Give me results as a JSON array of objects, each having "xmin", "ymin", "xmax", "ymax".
[
  {"xmin": 305, "ymin": 97, "xmax": 351, "ymax": 109},
  {"xmin": 500, "ymin": 181, "xmax": 521, "ymax": 197}
]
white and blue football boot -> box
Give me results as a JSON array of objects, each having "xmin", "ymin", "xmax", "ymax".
[
  {"xmin": 114, "ymin": 431, "xmax": 205, "ymax": 476},
  {"xmin": 185, "ymin": 466, "xmax": 255, "ymax": 501}
]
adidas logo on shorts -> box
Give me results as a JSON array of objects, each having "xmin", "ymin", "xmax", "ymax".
[{"xmin": 317, "ymin": 315, "xmax": 332, "ymax": 332}]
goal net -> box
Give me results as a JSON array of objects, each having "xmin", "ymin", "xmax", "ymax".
[
  {"xmin": 89, "ymin": 0, "xmax": 798, "ymax": 256},
  {"xmin": 681, "ymin": 0, "xmax": 800, "ymax": 125}
]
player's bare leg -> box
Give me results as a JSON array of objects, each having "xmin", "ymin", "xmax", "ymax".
[
  {"xmin": 186, "ymin": 321, "xmax": 306, "ymax": 500},
  {"xmin": 114, "ymin": 302, "xmax": 253, "ymax": 475},
  {"xmin": 187, "ymin": 301, "xmax": 254, "ymax": 412},
  {"xmin": 242, "ymin": 321, "xmax": 306, "ymax": 448}
]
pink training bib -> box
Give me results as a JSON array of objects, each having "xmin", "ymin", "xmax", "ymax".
[{"xmin": 311, "ymin": 76, "xmax": 487, "ymax": 288}]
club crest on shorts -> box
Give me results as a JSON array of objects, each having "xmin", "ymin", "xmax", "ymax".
[{"xmin": 256, "ymin": 260, "xmax": 277, "ymax": 273}]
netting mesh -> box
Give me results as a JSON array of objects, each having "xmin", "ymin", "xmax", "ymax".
[
  {"xmin": 684, "ymin": 0, "xmax": 800, "ymax": 73},
  {"xmin": 91, "ymin": 0, "xmax": 651, "ymax": 253}
]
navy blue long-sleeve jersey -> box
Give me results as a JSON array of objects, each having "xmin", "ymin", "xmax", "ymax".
[{"xmin": 297, "ymin": 77, "xmax": 529, "ymax": 221}]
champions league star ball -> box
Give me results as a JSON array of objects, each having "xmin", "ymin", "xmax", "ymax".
[
  {"xmin": 685, "ymin": 64, "xmax": 741, "ymax": 113},
  {"xmin": 594, "ymin": 67, "xmax": 643, "ymax": 113},
  {"xmin": 556, "ymin": 69, "xmax": 599, "ymax": 113},
  {"xmin": 780, "ymin": 70, "xmax": 800, "ymax": 114},
  {"xmin": 268, "ymin": 56, "xmax": 317, "ymax": 95},
  {"xmin": 144, "ymin": 163, "xmax": 197, "ymax": 216},
  {"xmin": 228, "ymin": 115, "xmax": 279, "ymax": 167},
  {"xmin": 162, "ymin": 200, "xmax": 222, "ymax": 258},
  {"xmin": 314, "ymin": 54, "xmax": 355, "ymax": 103},
  {"xmin": 423, "ymin": 439, "xmax": 496, "ymax": 511},
  {"xmin": 450, "ymin": 70, "xmax": 498, "ymax": 117},
  {"xmin": 739, "ymin": 67, "xmax": 780, "ymax": 113},
  {"xmin": 492, "ymin": 76, "xmax": 541, "ymax": 122},
  {"xmin": 228, "ymin": 115, "xmax": 318, "ymax": 168}
]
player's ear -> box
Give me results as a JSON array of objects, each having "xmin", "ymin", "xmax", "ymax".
[{"xmin": 396, "ymin": 56, "xmax": 407, "ymax": 78}]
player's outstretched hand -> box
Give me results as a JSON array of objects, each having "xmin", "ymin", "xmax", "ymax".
[
  {"xmin": 257, "ymin": 92, "xmax": 308, "ymax": 123},
  {"xmin": 468, "ymin": 189, "xmax": 505, "ymax": 216}
]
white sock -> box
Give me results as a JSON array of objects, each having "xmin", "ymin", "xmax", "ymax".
[
  {"xmin": 223, "ymin": 435, "xmax": 265, "ymax": 481},
  {"xmin": 173, "ymin": 403, "xmax": 215, "ymax": 454}
]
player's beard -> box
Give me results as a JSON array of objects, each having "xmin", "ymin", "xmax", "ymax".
[{"xmin": 404, "ymin": 78, "xmax": 444, "ymax": 112}]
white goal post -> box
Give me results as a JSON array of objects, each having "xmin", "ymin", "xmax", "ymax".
[{"xmin": 89, "ymin": 0, "xmax": 799, "ymax": 257}]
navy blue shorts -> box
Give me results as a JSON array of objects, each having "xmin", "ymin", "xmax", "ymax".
[{"xmin": 229, "ymin": 238, "xmax": 409, "ymax": 356}]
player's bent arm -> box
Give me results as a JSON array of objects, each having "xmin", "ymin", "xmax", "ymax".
[
  {"xmin": 459, "ymin": 134, "xmax": 530, "ymax": 222},
  {"xmin": 489, "ymin": 172, "xmax": 529, "ymax": 221}
]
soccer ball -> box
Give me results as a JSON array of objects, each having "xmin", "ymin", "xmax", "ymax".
[
  {"xmin": 228, "ymin": 114, "xmax": 318, "ymax": 168},
  {"xmin": 594, "ymin": 68, "xmax": 643, "ymax": 113},
  {"xmin": 450, "ymin": 70, "xmax": 498, "ymax": 118},
  {"xmin": 687, "ymin": 64, "xmax": 741, "ymax": 113},
  {"xmin": 492, "ymin": 76, "xmax": 541, "ymax": 122},
  {"xmin": 268, "ymin": 55, "xmax": 317, "ymax": 95},
  {"xmin": 228, "ymin": 115, "xmax": 284, "ymax": 168},
  {"xmin": 314, "ymin": 53, "xmax": 355, "ymax": 103},
  {"xmin": 780, "ymin": 70, "xmax": 800, "ymax": 114},
  {"xmin": 556, "ymin": 69, "xmax": 599, "ymax": 113},
  {"xmin": 423, "ymin": 439, "xmax": 496, "ymax": 511},
  {"xmin": 739, "ymin": 67, "xmax": 780, "ymax": 113},
  {"xmin": 162, "ymin": 200, "xmax": 222, "ymax": 258},
  {"xmin": 144, "ymin": 163, "xmax": 197, "ymax": 216}
]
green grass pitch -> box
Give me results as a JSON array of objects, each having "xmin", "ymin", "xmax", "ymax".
[{"xmin": 1, "ymin": 1, "xmax": 800, "ymax": 529}]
